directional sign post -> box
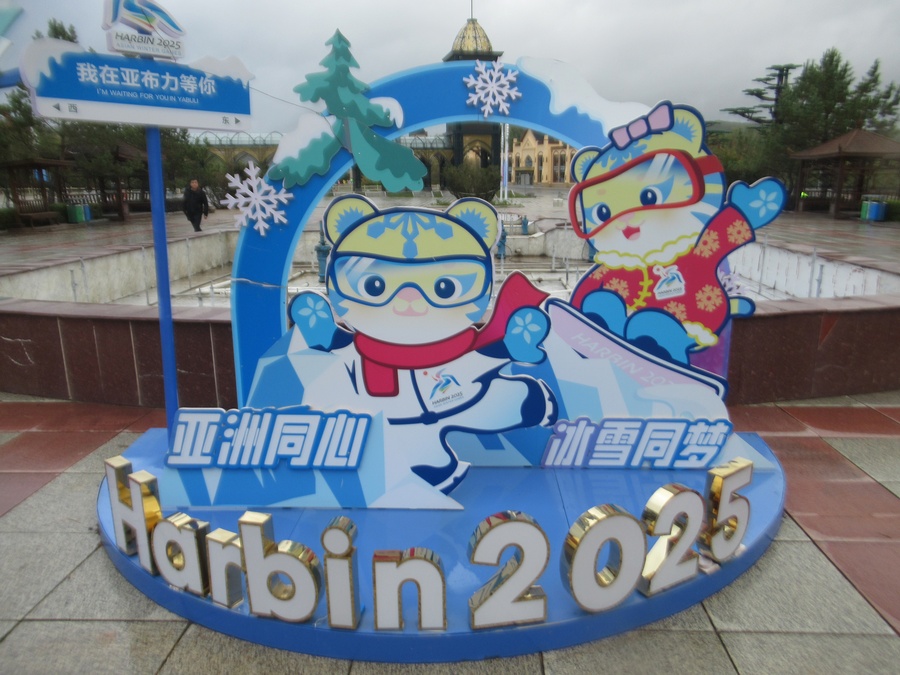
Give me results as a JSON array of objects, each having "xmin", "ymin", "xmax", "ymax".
[
  {"xmin": 21, "ymin": 37, "xmax": 253, "ymax": 435},
  {"xmin": 143, "ymin": 125, "xmax": 180, "ymax": 434},
  {"xmin": 22, "ymin": 40, "xmax": 251, "ymax": 131}
]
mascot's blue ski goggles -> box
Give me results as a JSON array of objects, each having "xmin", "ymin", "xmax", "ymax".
[{"xmin": 329, "ymin": 255, "xmax": 490, "ymax": 308}]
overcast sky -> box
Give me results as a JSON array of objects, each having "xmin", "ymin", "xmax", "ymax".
[{"xmin": 4, "ymin": 0, "xmax": 900, "ymax": 134}]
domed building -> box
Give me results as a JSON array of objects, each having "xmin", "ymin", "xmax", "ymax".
[
  {"xmin": 444, "ymin": 16, "xmax": 503, "ymax": 169},
  {"xmin": 444, "ymin": 17, "xmax": 503, "ymax": 62},
  {"xmin": 403, "ymin": 13, "xmax": 575, "ymax": 189},
  {"xmin": 442, "ymin": 15, "xmax": 574, "ymax": 186}
]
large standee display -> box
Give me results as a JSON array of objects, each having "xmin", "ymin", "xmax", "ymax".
[{"xmin": 55, "ymin": 23, "xmax": 788, "ymax": 662}]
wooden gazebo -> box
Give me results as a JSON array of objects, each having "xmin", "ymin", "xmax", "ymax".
[
  {"xmin": 1, "ymin": 158, "xmax": 75, "ymax": 226},
  {"xmin": 791, "ymin": 129, "xmax": 900, "ymax": 218}
]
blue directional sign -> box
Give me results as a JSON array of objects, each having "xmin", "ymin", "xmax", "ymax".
[{"xmin": 22, "ymin": 38, "xmax": 251, "ymax": 130}]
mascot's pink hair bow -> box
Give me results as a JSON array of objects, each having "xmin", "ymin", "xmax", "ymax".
[{"xmin": 609, "ymin": 102, "xmax": 674, "ymax": 150}]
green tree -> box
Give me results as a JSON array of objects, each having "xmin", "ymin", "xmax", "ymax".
[
  {"xmin": 443, "ymin": 163, "xmax": 501, "ymax": 201},
  {"xmin": 159, "ymin": 128, "xmax": 217, "ymax": 193},
  {"xmin": 707, "ymin": 126, "xmax": 771, "ymax": 187},
  {"xmin": 725, "ymin": 48, "xmax": 900, "ymax": 190},
  {"xmin": 843, "ymin": 59, "xmax": 899, "ymax": 134},
  {"xmin": 779, "ymin": 50, "xmax": 896, "ymax": 144},
  {"xmin": 63, "ymin": 122, "xmax": 144, "ymax": 195},
  {"xmin": 722, "ymin": 64, "xmax": 800, "ymax": 125},
  {"xmin": 0, "ymin": 18, "xmax": 77, "ymax": 163},
  {"xmin": 2, "ymin": 18, "xmax": 212, "ymax": 210},
  {"xmin": 33, "ymin": 18, "xmax": 78, "ymax": 42},
  {"xmin": 269, "ymin": 30, "xmax": 426, "ymax": 192},
  {"xmin": 0, "ymin": 19, "xmax": 79, "ymax": 163},
  {"xmin": 0, "ymin": 87, "xmax": 52, "ymax": 160}
]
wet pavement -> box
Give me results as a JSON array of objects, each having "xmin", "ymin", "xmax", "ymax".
[{"xmin": 0, "ymin": 391, "xmax": 898, "ymax": 672}]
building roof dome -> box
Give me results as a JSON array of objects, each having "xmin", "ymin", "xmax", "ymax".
[
  {"xmin": 444, "ymin": 17, "xmax": 503, "ymax": 62},
  {"xmin": 453, "ymin": 18, "xmax": 493, "ymax": 54}
]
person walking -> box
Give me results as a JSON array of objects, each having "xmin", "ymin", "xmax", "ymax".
[{"xmin": 183, "ymin": 179, "xmax": 209, "ymax": 232}]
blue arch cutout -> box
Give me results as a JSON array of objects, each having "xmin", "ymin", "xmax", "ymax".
[{"xmin": 231, "ymin": 59, "xmax": 647, "ymax": 404}]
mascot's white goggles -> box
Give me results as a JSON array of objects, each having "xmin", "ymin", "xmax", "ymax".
[
  {"xmin": 569, "ymin": 150, "xmax": 723, "ymax": 239},
  {"xmin": 330, "ymin": 255, "xmax": 489, "ymax": 308}
]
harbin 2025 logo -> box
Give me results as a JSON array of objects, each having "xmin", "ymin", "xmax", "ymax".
[{"xmin": 98, "ymin": 32, "xmax": 787, "ymax": 662}]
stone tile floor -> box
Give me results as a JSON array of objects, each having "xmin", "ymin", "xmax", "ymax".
[{"xmin": 0, "ymin": 391, "xmax": 898, "ymax": 673}]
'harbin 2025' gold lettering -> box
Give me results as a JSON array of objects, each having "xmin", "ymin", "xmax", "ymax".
[{"xmin": 104, "ymin": 456, "xmax": 753, "ymax": 630}]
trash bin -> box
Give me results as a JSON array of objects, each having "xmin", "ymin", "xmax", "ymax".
[
  {"xmin": 860, "ymin": 201, "xmax": 871, "ymax": 220},
  {"xmin": 869, "ymin": 201, "xmax": 886, "ymax": 222},
  {"xmin": 66, "ymin": 204, "xmax": 85, "ymax": 224},
  {"xmin": 82, "ymin": 204, "xmax": 92, "ymax": 222}
]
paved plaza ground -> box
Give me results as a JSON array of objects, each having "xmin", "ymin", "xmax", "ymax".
[
  {"xmin": 1, "ymin": 193, "xmax": 899, "ymax": 671},
  {"xmin": 0, "ymin": 392, "xmax": 898, "ymax": 673}
]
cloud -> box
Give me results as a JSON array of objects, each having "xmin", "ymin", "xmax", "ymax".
[{"xmin": 4, "ymin": 0, "xmax": 898, "ymax": 134}]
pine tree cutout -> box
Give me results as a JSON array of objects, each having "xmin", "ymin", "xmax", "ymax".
[{"xmin": 269, "ymin": 30, "xmax": 426, "ymax": 192}]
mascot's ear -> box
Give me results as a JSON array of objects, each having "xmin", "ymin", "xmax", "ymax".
[
  {"xmin": 571, "ymin": 147, "xmax": 601, "ymax": 182},
  {"xmin": 642, "ymin": 105, "xmax": 706, "ymax": 155},
  {"xmin": 671, "ymin": 106, "xmax": 706, "ymax": 154},
  {"xmin": 447, "ymin": 198, "xmax": 499, "ymax": 250},
  {"xmin": 323, "ymin": 194, "xmax": 377, "ymax": 244}
]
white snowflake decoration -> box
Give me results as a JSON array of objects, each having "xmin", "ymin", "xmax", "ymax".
[
  {"xmin": 220, "ymin": 161, "xmax": 292, "ymax": 236},
  {"xmin": 463, "ymin": 60, "xmax": 522, "ymax": 118},
  {"xmin": 748, "ymin": 188, "xmax": 782, "ymax": 219}
]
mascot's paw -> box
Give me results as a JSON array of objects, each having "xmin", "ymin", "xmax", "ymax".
[
  {"xmin": 289, "ymin": 292, "xmax": 337, "ymax": 350},
  {"xmin": 581, "ymin": 290, "xmax": 628, "ymax": 336},
  {"xmin": 505, "ymin": 308, "xmax": 549, "ymax": 363},
  {"xmin": 729, "ymin": 178, "xmax": 786, "ymax": 230},
  {"xmin": 624, "ymin": 310, "xmax": 694, "ymax": 365}
]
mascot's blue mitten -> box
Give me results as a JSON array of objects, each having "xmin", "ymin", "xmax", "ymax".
[
  {"xmin": 624, "ymin": 309, "xmax": 694, "ymax": 365},
  {"xmin": 289, "ymin": 292, "xmax": 338, "ymax": 350},
  {"xmin": 728, "ymin": 177, "xmax": 786, "ymax": 230},
  {"xmin": 504, "ymin": 308, "xmax": 549, "ymax": 363},
  {"xmin": 581, "ymin": 290, "xmax": 628, "ymax": 336}
]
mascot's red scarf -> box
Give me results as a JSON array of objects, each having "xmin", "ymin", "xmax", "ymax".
[{"xmin": 353, "ymin": 271, "xmax": 549, "ymax": 397}]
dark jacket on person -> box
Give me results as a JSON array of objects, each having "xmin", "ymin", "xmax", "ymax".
[{"xmin": 183, "ymin": 186, "xmax": 209, "ymax": 218}]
